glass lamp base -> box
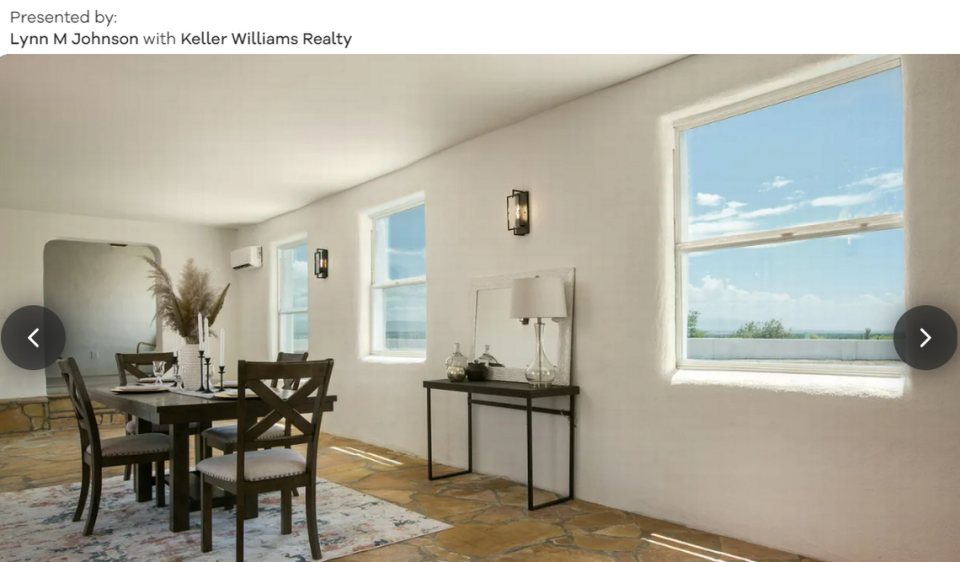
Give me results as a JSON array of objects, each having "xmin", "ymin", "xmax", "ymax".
[{"xmin": 525, "ymin": 319, "xmax": 557, "ymax": 387}]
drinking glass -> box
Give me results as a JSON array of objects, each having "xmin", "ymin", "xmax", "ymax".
[{"xmin": 152, "ymin": 361, "xmax": 166, "ymax": 386}]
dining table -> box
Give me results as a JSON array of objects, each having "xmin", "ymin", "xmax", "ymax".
[{"xmin": 88, "ymin": 383, "xmax": 337, "ymax": 532}]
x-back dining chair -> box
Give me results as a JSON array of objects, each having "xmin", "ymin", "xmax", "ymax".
[
  {"xmin": 59, "ymin": 357, "xmax": 170, "ymax": 536},
  {"xmin": 115, "ymin": 352, "xmax": 204, "ymax": 481},
  {"xmin": 198, "ymin": 358, "xmax": 334, "ymax": 561}
]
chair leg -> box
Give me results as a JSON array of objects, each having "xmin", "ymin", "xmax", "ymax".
[
  {"xmin": 235, "ymin": 493, "xmax": 245, "ymax": 562},
  {"xmin": 123, "ymin": 464, "xmax": 131, "ymax": 481},
  {"xmin": 306, "ymin": 478, "xmax": 321, "ymax": 560},
  {"xmin": 83, "ymin": 466, "xmax": 102, "ymax": 536},
  {"xmin": 222, "ymin": 444, "xmax": 236, "ymax": 510},
  {"xmin": 201, "ymin": 476, "xmax": 213, "ymax": 553},
  {"xmin": 156, "ymin": 460, "xmax": 166, "ymax": 508},
  {"xmin": 74, "ymin": 461, "xmax": 90, "ymax": 522},
  {"xmin": 293, "ymin": 487, "xmax": 300, "ymax": 497},
  {"xmin": 281, "ymin": 490, "xmax": 292, "ymax": 535}
]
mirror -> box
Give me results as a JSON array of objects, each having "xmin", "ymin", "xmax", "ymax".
[{"xmin": 470, "ymin": 268, "xmax": 575, "ymax": 385}]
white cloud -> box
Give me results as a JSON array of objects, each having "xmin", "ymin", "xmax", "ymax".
[
  {"xmin": 689, "ymin": 219, "xmax": 756, "ymax": 238},
  {"xmin": 691, "ymin": 201, "xmax": 746, "ymax": 223},
  {"xmin": 739, "ymin": 204, "xmax": 796, "ymax": 219},
  {"xmin": 687, "ymin": 275, "xmax": 904, "ymax": 332},
  {"xmin": 760, "ymin": 176, "xmax": 793, "ymax": 191},
  {"xmin": 845, "ymin": 170, "xmax": 903, "ymax": 191},
  {"xmin": 786, "ymin": 189, "xmax": 806, "ymax": 201},
  {"xmin": 811, "ymin": 193, "xmax": 876, "ymax": 207},
  {"xmin": 696, "ymin": 193, "xmax": 725, "ymax": 206}
]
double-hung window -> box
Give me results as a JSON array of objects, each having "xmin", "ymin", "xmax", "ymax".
[
  {"xmin": 370, "ymin": 200, "xmax": 426, "ymax": 356},
  {"xmin": 278, "ymin": 242, "xmax": 309, "ymax": 354},
  {"xmin": 675, "ymin": 58, "xmax": 905, "ymax": 376}
]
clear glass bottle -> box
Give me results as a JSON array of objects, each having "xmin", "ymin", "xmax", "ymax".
[
  {"xmin": 525, "ymin": 321, "xmax": 558, "ymax": 387},
  {"xmin": 445, "ymin": 343, "xmax": 469, "ymax": 382},
  {"xmin": 475, "ymin": 344, "xmax": 499, "ymax": 366}
]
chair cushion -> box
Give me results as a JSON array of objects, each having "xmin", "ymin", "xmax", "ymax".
[
  {"xmin": 201, "ymin": 424, "xmax": 285, "ymax": 445},
  {"xmin": 88, "ymin": 433, "xmax": 170, "ymax": 457},
  {"xmin": 125, "ymin": 419, "xmax": 137, "ymax": 434},
  {"xmin": 197, "ymin": 449, "xmax": 306, "ymax": 482}
]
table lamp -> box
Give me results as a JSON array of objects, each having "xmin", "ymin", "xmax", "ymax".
[{"xmin": 510, "ymin": 276, "xmax": 568, "ymax": 387}]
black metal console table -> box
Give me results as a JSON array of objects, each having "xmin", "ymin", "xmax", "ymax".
[{"xmin": 423, "ymin": 379, "xmax": 579, "ymax": 511}]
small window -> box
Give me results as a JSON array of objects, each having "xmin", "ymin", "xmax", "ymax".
[
  {"xmin": 676, "ymin": 60, "xmax": 905, "ymax": 375},
  {"xmin": 370, "ymin": 201, "xmax": 426, "ymax": 356},
  {"xmin": 278, "ymin": 242, "xmax": 309, "ymax": 354}
]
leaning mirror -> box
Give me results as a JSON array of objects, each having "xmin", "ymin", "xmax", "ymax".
[{"xmin": 470, "ymin": 268, "xmax": 575, "ymax": 385}]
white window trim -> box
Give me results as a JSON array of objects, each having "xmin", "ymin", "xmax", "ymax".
[
  {"xmin": 277, "ymin": 239, "xmax": 308, "ymax": 355},
  {"xmin": 366, "ymin": 196, "xmax": 426, "ymax": 358},
  {"xmin": 673, "ymin": 56, "xmax": 906, "ymax": 379}
]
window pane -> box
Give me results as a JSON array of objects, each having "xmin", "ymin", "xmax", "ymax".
[
  {"xmin": 373, "ymin": 283, "xmax": 426, "ymax": 352},
  {"xmin": 279, "ymin": 244, "xmax": 308, "ymax": 311},
  {"xmin": 682, "ymin": 67, "xmax": 903, "ymax": 240},
  {"xmin": 684, "ymin": 229, "xmax": 904, "ymax": 364},
  {"xmin": 279, "ymin": 312, "xmax": 309, "ymax": 354},
  {"xmin": 374, "ymin": 205, "xmax": 425, "ymax": 283}
]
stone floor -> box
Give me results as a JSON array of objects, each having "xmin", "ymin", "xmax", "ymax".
[{"xmin": 0, "ymin": 425, "xmax": 822, "ymax": 562}]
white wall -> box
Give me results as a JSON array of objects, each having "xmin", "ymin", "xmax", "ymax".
[
  {"xmin": 0, "ymin": 208, "xmax": 238, "ymax": 399},
  {"xmin": 43, "ymin": 241, "xmax": 159, "ymax": 380},
  {"xmin": 235, "ymin": 55, "xmax": 960, "ymax": 562}
]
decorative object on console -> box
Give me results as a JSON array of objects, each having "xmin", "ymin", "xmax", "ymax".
[
  {"xmin": 507, "ymin": 189, "xmax": 529, "ymax": 236},
  {"xmin": 445, "ymin": 343, "xmax": 468, "ymax": 382},
  {"xmin": 143, "ymin": 257, "xmax": 229, "ymax": 390},
  {"xmin": 464, "ymin": 361, "xmax": 487, "ymax": 381},
  {"xmin": 510, "ymin": 276, "xmax": 569, "ymax": 387},
  {"xmin": 315, "ymin": 248, "xmax": 329, "ymax": 278},
  {"xmin": 475, "ymin": 344, "xmax": 501, "ymax": 366}
]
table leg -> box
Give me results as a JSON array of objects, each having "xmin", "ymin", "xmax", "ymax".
[
  {"xmin": 168, "ymin": 422, "xmax": 191, "ymax": 532},
  {"xmin": 426, "ymin": 388, "xmax": 472, "ymax": 481},
  {"xmin": 134, "ymin": 418, "xmax": 153, "ymax": 502},
  {"xmin": 526, "ymin": 397, "xmax": 534, "ymax": 510}
]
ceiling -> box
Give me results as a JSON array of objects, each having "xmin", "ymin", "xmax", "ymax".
[{"xmin": 0, "ymin": 55, "xmax": 685, "ymax": 227}]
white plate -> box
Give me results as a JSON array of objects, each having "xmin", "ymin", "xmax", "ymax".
[{"xmin": 112, "ymin": 385, "xmax": 170, "ymax": 393}]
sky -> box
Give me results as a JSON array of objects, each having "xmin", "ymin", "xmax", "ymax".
[
  {"xmin": 683, "ymin": 67, "xmax": 905, "ymax": 334},
  {"xmin": 377, "ymin": 205, "xmax": 427, "ymax": 335}
]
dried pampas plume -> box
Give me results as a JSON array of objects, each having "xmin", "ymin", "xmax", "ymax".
[{"xmin": 143, "ymin": 257, "xmax": 230, "ymax": 343}]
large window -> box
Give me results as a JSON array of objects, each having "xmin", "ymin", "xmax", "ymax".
[
  {"xmin": 278, "ymin": 242, "xmax": 309, "ymax": 354},
  {"xmin": 370, "ymin": 200, "xmax": 426, "ymax": 356},
  {"xmin": 676, "ymin": 59, "xmax": 905, "ymax": 375}
]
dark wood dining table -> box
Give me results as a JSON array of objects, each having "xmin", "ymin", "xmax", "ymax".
[{"xmin": 88, "ymin": 384, "xmax": 337, "ymax": 532}]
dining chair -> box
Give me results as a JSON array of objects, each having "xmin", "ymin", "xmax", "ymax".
[
  {"xmin": 198, "ymin": 358, "xmax": 334, "ymax": 561},
  {"xmin": 58, "ymin": 357, "xmax": 170, "ymax": 536},
  {"xmin": 115, "ymin": 352, "xmax": 204, "ymax": 481}
]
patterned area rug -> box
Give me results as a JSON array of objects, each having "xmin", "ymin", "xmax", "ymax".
[{"xmin": 0, "ymin": 475, "xmax": 450, "ymax": 561}]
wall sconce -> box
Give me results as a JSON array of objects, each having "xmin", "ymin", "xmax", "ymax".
[
  {"xmin": 314, "ymin": 249, "xmax": 329, "ymax": 279},
  {"xmin": 507, "ymin": 189, "xmax": 529, "ymax": 236}
]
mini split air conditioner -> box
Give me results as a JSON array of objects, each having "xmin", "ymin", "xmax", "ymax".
[{"xmin": 231, "ymin": 246, "xmax": 262, "ymax": 270}]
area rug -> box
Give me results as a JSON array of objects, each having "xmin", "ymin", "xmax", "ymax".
[{"xmin": 0, "ymin": 475, "xmax": 450, "ymax": 561}]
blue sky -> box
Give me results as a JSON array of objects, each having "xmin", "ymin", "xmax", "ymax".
[
  {"xmin": 683, "ymin": 67, "xmax": 905, "ymax": 333},
  {"xmin": 377, "ymin": 205, "xmax": 427, "ymax": 332}
]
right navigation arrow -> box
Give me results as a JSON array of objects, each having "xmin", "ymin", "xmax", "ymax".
[{"xmin": 921, "ymin": 328, "xmax": 932, "ymax": 348}]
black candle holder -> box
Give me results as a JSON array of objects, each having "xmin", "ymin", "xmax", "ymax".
[
  {"xmin": 204, "ymin": 357, "xmax": 212, "ymax": 393},
  {"xmin": 218, "ymin": 366, "xmax": 226, "ymax": 392},
  {"xmin": 196, "ymin": 350, "xmax": 207, "ymax": 392}
]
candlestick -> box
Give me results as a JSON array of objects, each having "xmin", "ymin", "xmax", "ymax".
[
  {"xmin": 204, "ymin": 357, "xmax": 212, "ymax": 393},
  {"xmin": 218, "ymin": 366, "xmax": 225, "ymax": 392},
  {"xmin": 196, "ymin": 349, "xmax": 207, "ymax": 392}
]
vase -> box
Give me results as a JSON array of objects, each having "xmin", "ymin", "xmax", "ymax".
[
  {"xmin": 445, "ymin": 343, "xmax": 468, "ymax": 382},
  {"xmin": 179, "ymin": 343, "xmax": 202, "ymax": 390}
]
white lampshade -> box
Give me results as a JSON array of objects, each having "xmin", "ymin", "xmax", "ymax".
[{"xmin": 509, "ymin": 276, "xmax": 568, "ymax": 319}]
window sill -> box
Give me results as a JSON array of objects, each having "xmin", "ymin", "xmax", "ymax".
[
  {"xmin": 671, "ymin": 368, "xmax": 905, "ymax": 399},
  {"xmin": 361, "ymin": 355, "xmax": 426, "ymax": 365}
]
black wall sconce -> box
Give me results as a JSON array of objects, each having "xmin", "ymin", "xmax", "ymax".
[
  {"xmin": 507, "ymin": 189, "xmax": 529, "ymax": 236},
  {"xmin": 314, "ymin": 249, "xmax": 329, "ymax": 278}
]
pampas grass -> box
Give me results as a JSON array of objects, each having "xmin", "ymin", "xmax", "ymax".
[{"xmin": 144, "ymin": 257, "xmax": 230, "ymax": 343}]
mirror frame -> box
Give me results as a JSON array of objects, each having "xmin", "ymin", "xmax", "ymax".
[{"xmin": 470, "ymin": 267, "xmax": 575, "ymax": 385}]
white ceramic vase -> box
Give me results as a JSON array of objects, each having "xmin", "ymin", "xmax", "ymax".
[{"xmin": 179, "ymin": 343, "xmax": 203, "ymax": 390}]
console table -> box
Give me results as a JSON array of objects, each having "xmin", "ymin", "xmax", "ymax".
[{"xmin": 423, "ymin": 379, "xmax": 579, "ymax": 511}]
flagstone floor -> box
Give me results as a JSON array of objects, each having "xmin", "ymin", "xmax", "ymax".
[{"xmin": 0, "ymin": 425, "xmax": 821, "ymax": 562}]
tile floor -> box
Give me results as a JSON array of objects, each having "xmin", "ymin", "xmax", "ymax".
[{"xmin": 0, "ymin": 425, "xmax": 822, "ymax": 562}]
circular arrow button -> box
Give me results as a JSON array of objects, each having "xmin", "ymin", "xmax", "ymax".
[
  {"xmin": 893, "ymin": 305, "xmax": 957, "ymax": 370},
  {"xmin": 1, "ymin": 306, "xmax": 66, "ymax": 371}
]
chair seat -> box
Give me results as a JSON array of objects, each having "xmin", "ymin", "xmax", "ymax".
[
  {"xmin": 88, "ymin": 433, "xmax": 170, "ymax": 457},
  {"xmin": 201, "ymin": 424, "xmax": 286, "ymax": 445},
  {"xmin": 197, "ymin": 449, "xmax": 306, "ymax": 482}
]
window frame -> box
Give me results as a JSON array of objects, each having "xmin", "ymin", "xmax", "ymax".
[
  {"xmin": 368, "ymin": 197, "xmax": 426, "ymax": 358},
  {"xmin": 673, "ymin": 55, "xmax": 906, "ymax": 378},
  {"xmin": 277, "ymin": 239, "xmax": 309, "ymax": 355}
]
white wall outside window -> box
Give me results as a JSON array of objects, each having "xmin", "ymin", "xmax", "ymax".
[
  {"xmin": 277, "ymin": 241, "xmax": 309, "ymax": 354},
  {"xmin": 675, "ymin": 56, "xmax": 906, "ymax": 377}
]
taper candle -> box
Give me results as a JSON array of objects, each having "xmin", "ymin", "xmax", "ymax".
[{"xmin": 219, "ymin": 328, "xmax": 225, "ymax": 367}]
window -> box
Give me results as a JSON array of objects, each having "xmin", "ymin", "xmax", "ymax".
[
  {"xmin": 278, "ymin": 242, "xmax": 309, "ymax": 354},
  {"xmin": 676, "ymin": 59, "xmax": 905, "ymax": 376},
  {"xmin": 370, "ymin": 200, "xmax": 426, "ymax": 356}
]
